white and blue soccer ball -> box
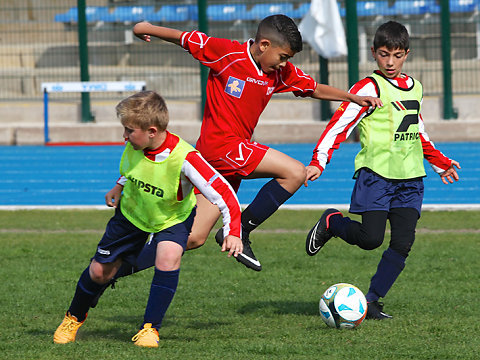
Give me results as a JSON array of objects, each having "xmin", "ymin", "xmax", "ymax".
[{"xmin": 319, "ymin": 283, "xmax": 367, "ymax": 329}]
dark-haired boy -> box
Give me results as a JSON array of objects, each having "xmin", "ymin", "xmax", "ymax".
[
  {"xmin": 130, "ymin": 15, "xmax": 382, "ymax": 272},
  {"xmin": 305, "ymin": 21, "xmax": 460, "ymax": 319}
]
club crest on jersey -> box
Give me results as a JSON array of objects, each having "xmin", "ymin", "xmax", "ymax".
[{"xmin": 225, "ymin": 76, "xmax": 245, "ymax": 98}]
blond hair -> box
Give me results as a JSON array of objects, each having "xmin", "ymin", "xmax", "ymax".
[{"xmin": 116, "ymin": 91, "xmax": 169, "ymax": 131}]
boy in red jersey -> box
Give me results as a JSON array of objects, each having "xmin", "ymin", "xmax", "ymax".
[
  {"xmin": 126, "ymin": 15, "xmax": 382, "ymax": 272},
  {"xmin": 113, "ymin": 15, "xmax": 382, "ymax": 275},
  {"xmin": 305, "ymin": 21, "xmax": 460, "ymax": 319}
]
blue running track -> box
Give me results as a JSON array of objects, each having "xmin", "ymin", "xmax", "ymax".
[{"xmin": 1, "ymin": 143, "xmax": 479, "ymax": 208}]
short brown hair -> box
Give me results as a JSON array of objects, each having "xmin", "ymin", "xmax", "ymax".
[
  {"xmin": 116, "ymin": 91, "xmax": 169, "ymax": 131},
  {"xmin": 255, "ymin": 14, "xmax": 303, "ymax": 53},
  {"xmin": 373, "ymin": 21, "xmax": 409, "ymax": 51}
]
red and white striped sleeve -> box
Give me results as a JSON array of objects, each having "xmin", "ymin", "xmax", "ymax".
[
  {"xmin": 309, "ymin": 78, "xmax": 377, "ymax": 171},
  {"xmin": 182, "ymin": 151, "xmax": 242, "ymax": 239},
  {"xmin": 418, "ymin": 114, "xmax": 452, "ymax": 173}
]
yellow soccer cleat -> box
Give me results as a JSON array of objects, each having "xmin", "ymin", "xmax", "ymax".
[
  {"xmin": 132, "ymin": 323, "xmax": 159, "ymax": 348},
  {"xmin": 53, "ymin": 312, "xmax": 85, "ymax": 344}
]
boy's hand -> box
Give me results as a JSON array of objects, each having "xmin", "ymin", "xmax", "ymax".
[
  {"xmin": 222, "ymin": 235, "xmax": 243, "ymax": 258},
  {"xmin": 133, "ymin": 21, "xmax": 152, "ymax": 42},
  {"xmin": 105, "ymin": 184, "xmax": 123, "ymax": 207},
  {"xmin": 440, "ymin": 160, "xmax": 461, "ymax": 185},
  {"xmin": 304, "ymin": 165, "xmax": 323, "ymax": 186},
  {"xmin": 352, "ymin": 94, "xmax": 383, "ymax": 109}
]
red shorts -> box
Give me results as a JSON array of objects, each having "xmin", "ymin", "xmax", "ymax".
[{"xmin": 197, "ymin": 139, "xmax": 269, "ymax": 192}]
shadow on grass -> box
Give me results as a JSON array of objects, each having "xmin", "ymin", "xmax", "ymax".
[{"xmin": 237, "ymin": 300, "xmax": 317, "ymax": 316}]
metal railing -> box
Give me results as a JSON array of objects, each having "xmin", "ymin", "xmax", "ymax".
[{"xmin": 1, "ymin": 0, "xmax": 479, "ymax": 110}]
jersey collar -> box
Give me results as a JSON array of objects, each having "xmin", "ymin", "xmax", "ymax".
[{"xmin": 247, "ymin": 39, "xmax": 264, "ymax": 77}]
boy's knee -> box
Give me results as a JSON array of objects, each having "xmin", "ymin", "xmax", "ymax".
[
  {"xmin": 89, "ymin": 267, "xmax": 109, "ymax": 284},
  {"xmin": 361, "ymin": 240, "xmax": 383, "ymax": 251},
  {"xmin": 346, "ymin": 221, "xmax": 384, "ymax": 250},
  {"xmin": 89, "ymin": 261, "xmax": 115, "ymax": 284},
  {"xmin": 186, "ymin": 233, "xmax": 207, "ymax": 250},
  {"xmin": 290, "ymin": 162, "xmax": 307, "ymax": 186},
  {"xmin": 365, "ymin": 231, "xmax": 385, "ymax": 250}
]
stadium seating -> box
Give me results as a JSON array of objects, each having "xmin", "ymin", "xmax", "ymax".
[
  {"xmin": 356, "ymin": 1, "xmax": 392, "ymax": 17},
  {"xmin": 449, "ymin": 0, "xmax": 478, "ymax": 13},
  {"xmin": 54, "ymin": 7, "xmax": 78, "ymax": 23},
  {"xmin": 388, "ymin": 1, "xmax": 435, "ymax": 16},
  {"xmin": 54, "ymin": 1, "xmax": 480, "ymax": 24},
  {"xmin": 207, "ymin": 4, "xmax": 250, "ymax": 22},
  {"xmin": 54, "ymin": 6, "xmax": 110, "ymax": 23},
  {"xmin": 247, "ymin": 3, "xmax": 295, "ymax": 20},
  {"xmin": 102, "ymin": 6, "xmax": 154, "ymax": 23},
  {"xmin": 289, "ymin": 3, "xmax": 311, "ymax": 19},
  {"xmin": 151, "ymin": 5, "xmax": 197, "ymax": 23}
]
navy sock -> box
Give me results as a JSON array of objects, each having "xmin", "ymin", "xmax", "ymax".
[
  {"xmin": 143, "ymin": 268, "xmax": 180, "ymax": 330},
  {"xmin": 328, "ymin": 214, "xmax": 354, "ymax": 240},
  {"xmin": 68, "ymin": 267, "xmax": 105, "ymax": 321},
  {"xmin": 366, "ymin": 248, "xmax": 406, "ymax": 303},
  {"xmin": 242, "ymin": 179, "xmax": 293, "ymax": 233}
]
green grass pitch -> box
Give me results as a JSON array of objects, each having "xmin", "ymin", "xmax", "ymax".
[{"xmin": 0, "ymin": 209, "xmax": 479, "ymax": 359}]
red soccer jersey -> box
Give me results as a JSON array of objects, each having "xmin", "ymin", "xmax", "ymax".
[{"xmin": 181, "ymin": 31, "xmax": 317, "ymax": 160}]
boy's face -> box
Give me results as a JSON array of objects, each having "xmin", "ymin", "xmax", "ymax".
[
  {"xmin": 371, "ymin": 46, "xmax": 409, "ymax": 79},
  {"xmin": 257, "ymin": 40, "xmax": 295, "ymax": 74},
  {"xmin": 123, "ymin": 125, "xmax": 154, "ymax": 150}
]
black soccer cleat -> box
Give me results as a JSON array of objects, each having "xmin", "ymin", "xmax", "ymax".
[
  {"xmin": 215, "ymin": 228, "xmax": 262, "ymax": 271},
  {"xmin": 366, "ymin": 301, "xmax": 393, "ymax": 320},
  {"xmin": 305, "ymin": 208, "xmax": 342, "ymax": 256}
]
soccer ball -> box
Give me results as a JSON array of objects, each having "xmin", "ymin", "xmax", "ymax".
[{"xmin": 319, "ymin": 283, "xmax": 367, "ymax": 329}]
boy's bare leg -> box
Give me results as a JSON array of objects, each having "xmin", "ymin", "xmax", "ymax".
[
  {"xmin": 186, "ymin": 193, "xmax": 221, "ymax": 250},
  {"xmin": 247, "ymin": 148, "xmax": 306, "ymax": 191}
]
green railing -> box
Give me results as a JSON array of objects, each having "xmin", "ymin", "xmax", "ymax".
[{"xmin": 1, "ymin": 0, "xmax": 479, "ymax": 118}]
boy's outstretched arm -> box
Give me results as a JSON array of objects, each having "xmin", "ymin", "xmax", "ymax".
[
  {"xmin": 440, "ymin": 160, "xmax": 461, "ymax": 185},
  {"xmin": 312, "ymin": 83, "xmax": 383, "ymax": 109},
  {"xmin": 133, "ymin": 21, "xmax": 183, "ymax": 45}
]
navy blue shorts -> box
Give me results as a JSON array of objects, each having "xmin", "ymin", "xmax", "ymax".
[
  {"xmin": 350, "ymin": 168, "xmax": 424, "ymax": 215},
  {"xmin": 93, "ymin": 206, "xmax": 196, "ymax": 265}
]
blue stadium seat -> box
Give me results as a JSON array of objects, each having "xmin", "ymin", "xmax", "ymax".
[
  {"xmin": 389, "ymin": 1, "xmax": 431, "ymax": 15},
  {"xmin": 54, "ymin": 7, "xmax": 109, "ymax": 23},
  {"xmin": 247, "ymin": 3, "xmax": 295, "ymax": 20},
  {"xmin": 289, "ymin": 3, "xmax": 311, "ymax": 19},
  {"xmin": 104, "ymin": 6, "xmax": 154, "ymax": 23},
  {"xmin": 338, "ymin": 3, "xmax": 346, "ymax": 17},
  {"xmin": 450, "ymin": 0, "xmax": 478, "ymax": 13},
  {"xmin": 54, "ymin": 7, "xmax": 77, "ymax": 22},
  {"xmin": 356, "ymin": 1, "xmax": 392, "ymax": 17},
  {"xmin": 152, "ymin": 5, "xmax": 196, "ymax": 22},
  {"xmin": 85, "ymin": 7, "xmax": 110, "ymax": 22},
  {"xmin": 207, "ymin": 4, "xmax": 250, "ymax": 21},
  {"xmin": 425, "ymin": 1, "xmax": 441, "ymax": 13}
]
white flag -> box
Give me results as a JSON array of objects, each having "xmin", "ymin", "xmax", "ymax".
[{"xmin": 298, "ymin": 0, "xmax": 347, "ymax": 58}]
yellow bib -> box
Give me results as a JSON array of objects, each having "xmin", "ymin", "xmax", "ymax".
[
  {"xmin": 119, "ymin": 137, "xmax": 197, "ymax": 232},
  {"xmin": 354, "ymin": 73, "xmax": 426, "ymax": 180}
]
